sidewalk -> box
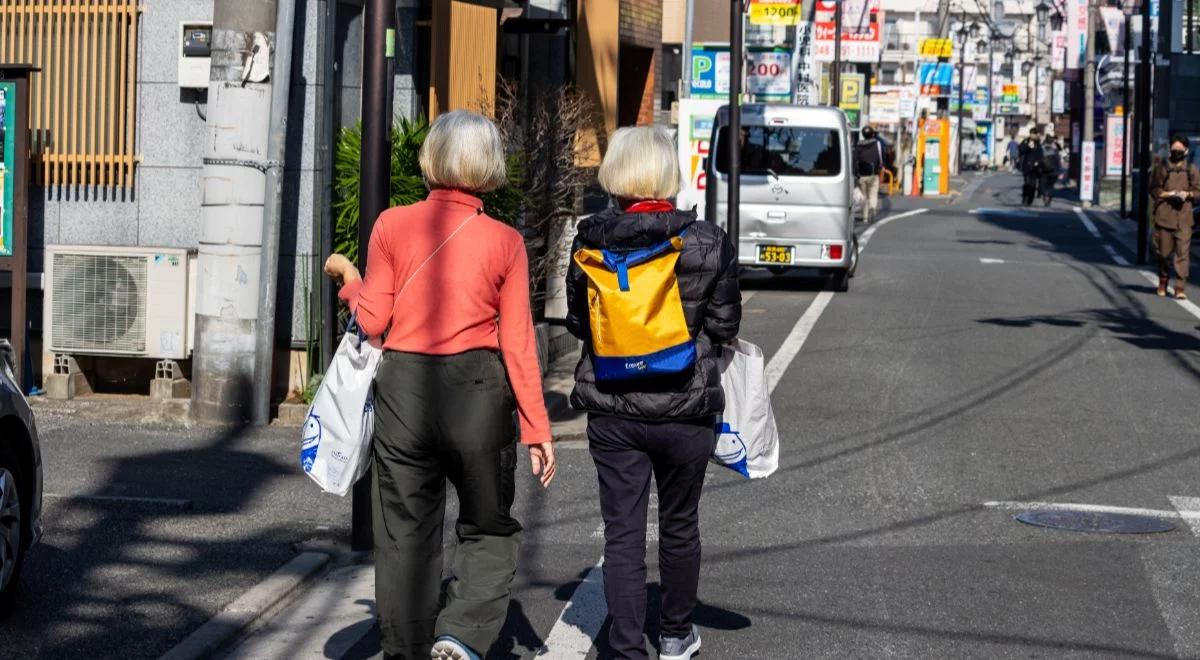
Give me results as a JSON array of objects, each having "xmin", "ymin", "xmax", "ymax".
[{"xmin": 172, "ymin": 347, "xmax": 584, "ymax": 660}]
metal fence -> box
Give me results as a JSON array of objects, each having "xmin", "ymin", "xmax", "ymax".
[{"xmin": 0, "ymin": 0, "xmax": 141, "ymax": 196}]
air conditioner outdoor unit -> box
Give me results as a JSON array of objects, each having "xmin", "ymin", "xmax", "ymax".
[{"xmin": 44, "ymin": 245, "xmax": 197, "ymax": 360}]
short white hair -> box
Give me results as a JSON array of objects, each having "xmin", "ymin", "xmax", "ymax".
[
  {"xmin": 598, "ymin": 126, "xmax": 682, "ymax": 201},
  {"xmin": 419, "ymin": 110, "xmax": 508, "ymax": 193}
]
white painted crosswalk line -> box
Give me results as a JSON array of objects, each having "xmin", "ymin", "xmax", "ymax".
[{"xmin": 1168, "ymin": 496, "xmax": 1200, "ymax": 536}]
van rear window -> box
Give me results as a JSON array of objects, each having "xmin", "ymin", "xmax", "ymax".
[{"xmin": 713, "ymin": 126, "xmax": 841, "ymax": 177}]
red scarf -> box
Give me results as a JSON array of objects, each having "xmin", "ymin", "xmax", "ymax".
[{"xmin": 624, "ymin": 200, "xmax": 675, "ymax": 213}]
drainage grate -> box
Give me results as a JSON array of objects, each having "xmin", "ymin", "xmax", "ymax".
[{"xmin": 1015, "ymin": 510, "xmax": 1176, "ymax": 534}]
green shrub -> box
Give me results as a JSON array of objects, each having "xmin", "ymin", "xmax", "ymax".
[{"xmin": 332, "ymin": 116, "xmax": 525, "ymax": 264}]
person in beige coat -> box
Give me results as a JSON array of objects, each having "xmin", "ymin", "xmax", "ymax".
[{"xmin": 1149, "ymin": 135, "xmax": 1200, "ymax": 300}]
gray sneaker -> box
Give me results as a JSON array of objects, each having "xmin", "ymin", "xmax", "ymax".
[{"xmin": 659, "ymin": 624, "xmax": 702, "ymax": 660}]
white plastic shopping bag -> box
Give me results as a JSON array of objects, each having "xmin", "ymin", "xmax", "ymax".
[
  {"xmin": 712, "ymin": 339, "xmax": 779, "ymax": 479},
  {"xmin": 301, "ymin": 318, "xmax": 383, "ymax": 496}
]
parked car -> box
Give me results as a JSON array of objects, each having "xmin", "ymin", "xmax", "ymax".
[
  {"xmin": 705, "ymin": 104, "xmax": 858, "ymax": 291},
  {"xmin": 960, "ymin": 132, "xmax": 984, "ymax": 171},
  {"xmin": 0, "ymin": 339, "xmax": 43, "ymax": 610}
]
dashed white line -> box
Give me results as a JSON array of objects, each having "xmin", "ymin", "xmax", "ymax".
[
  {"xmin": 764, "ymin": 291, "xmax": 833, "ymax": 395},
  {"xmin": 1073, "ymin": 206, "xmax": 1102, "ymax": 238},
  {"xmin": 1137, "ymin": 270, "xmax": 1200, "ymax": 319},
  {"xmin": 1168, "ymin": 496, "xmax": 1200, "ymax": 536},
  {"xmin": 979, "ymin": 257, "xmax": 1006, "ymax": 264},
  {"xmin": 1103, "ymin": 244, "xmax": 1131, "ymax": 266}
]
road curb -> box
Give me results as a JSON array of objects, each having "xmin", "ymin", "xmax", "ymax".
[{"xmin": 158, "ymin": 551, "xmax": 332, "ymax": 660}]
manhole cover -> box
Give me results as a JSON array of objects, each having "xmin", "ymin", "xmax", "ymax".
[{"xmin": 1015, "ymin": 510, "xmax": 1176, "ymax": 534}]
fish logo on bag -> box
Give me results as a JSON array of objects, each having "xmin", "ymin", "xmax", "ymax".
[
  {"xmin": 301, "ymin": 414, "xmax": 323, "ymax": 472},
  {"xmin": 712, "ymin": 422, "xmax": 750, "ymax": 478}
]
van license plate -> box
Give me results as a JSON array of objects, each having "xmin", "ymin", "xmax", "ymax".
[{"xmin": 757, "ymin": 245, "xmax": 793, "ymax": 264}]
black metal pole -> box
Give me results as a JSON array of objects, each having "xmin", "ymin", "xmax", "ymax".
[
  {"xmin": 354, "ymin": 0, "xmax": 396, "ymax": 553},
  {"xmin": 729, "ymin": 0, "xmax": 742, "ymax": 246},
  {"xmin": 320, "ymin": 0, "xmax": 338, "ymax": 370},
  {"xmin": 1120, "ymin": 18, "xmax": 1130, "ymax": 217},
  {"xmin": 1135, "ymin": 0, "xmax": 1152, "ymax": 263},
  {"xmin": 832, "ymin": 0, "xmax": 843, "ymax": 106},
  {"xmin": 956, "ymin": 46, "xmax": 965, "ymax": 174}
]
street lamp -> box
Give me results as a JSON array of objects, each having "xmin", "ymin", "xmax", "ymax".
[
  {"xmin": 977, "ymin": 38, "xmax": 989, "ymax": 54},
  {"xmin": 1021, "ymin": 59, "xmax": 1034, "ymax": 76},
  {"xmin": 969, "ymin": 22, "xmax": 982, "ymax": 40},
  {"xmin": 1051, "ymin": 11, "xmax": 1064, "ymax": 31},
  {"xmin": 1035, "ymin": 0, "xmax": 1051, "ymax": 24}
]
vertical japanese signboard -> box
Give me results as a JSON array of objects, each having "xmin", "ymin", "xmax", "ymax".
[
  {"xmin": 1105, "ymin": 114, "xmax": 1125, "ymax": 176},
  {"xmin": 1081, "ymin": 141, "xmax": 1096, "ymax": 201},
  {"xmin": 0, "ymin": 82, "xmax": 13, "ymax": 257},
  {"xmin": 795, "ymin": 22, "xmax": 819, "ymax": 105},
  {"xmin": 1067, "ymin": 0, "xmax": 1088, "ymax": 69}
]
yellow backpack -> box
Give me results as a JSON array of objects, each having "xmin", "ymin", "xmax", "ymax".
[{"xmin": 573, "ymin": 233, "xmax": 695, "ymax": 381}]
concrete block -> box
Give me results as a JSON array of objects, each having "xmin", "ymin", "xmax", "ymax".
[
  {"xmin": 59, "ymin": 198, "xmax": 138, "ymax": 246},
  {"xmin": 151, "ymin": 378, "xmax": 192, "ymax": 400},
  {"xmin": 45, "ymin": 355, "xmax": 92, "ymax": 400},
  {"xmin": 138, "ymin": 0, "xmax": 215, "ymax": 85},
  {"xmin": 138, "ymin": 167, "xmax": 204, "ymax": 248},
  {"xmin": 138, "ymin": 82, "xmax": 208, "ymax": 169}
]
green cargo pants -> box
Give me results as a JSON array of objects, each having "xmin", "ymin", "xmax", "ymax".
[{"xmin": 371, "ymin": 350, "xmax": 521, "ymax": 659}]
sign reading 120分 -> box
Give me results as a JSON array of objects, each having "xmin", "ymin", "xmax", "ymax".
[{"xmin": 0, "ymin": 81, "xmax": 13, "ymax": 257}]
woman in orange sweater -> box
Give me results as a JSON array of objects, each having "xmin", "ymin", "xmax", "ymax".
[{"xmin": 323, "ymin": 110, "xmax": 555, "ymax": 660}]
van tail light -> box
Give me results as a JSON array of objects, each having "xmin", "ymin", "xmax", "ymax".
[{"xmin": 829, "ymin": 245, "xmax": 844, "ymax": 260}]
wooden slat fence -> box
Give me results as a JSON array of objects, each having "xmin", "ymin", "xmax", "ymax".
[{"xmin": 0, "ymin": 0, "xmax": 141, "ymax": 197}]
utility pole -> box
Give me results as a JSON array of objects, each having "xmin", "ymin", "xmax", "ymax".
[
  {"xmin": 251, "ymin": 0, "xmax": 299, "ymax": 426},
  {"xmin": 1082, "ymin": 0, "xmax": 1096, "ymax": 207},
  {"xmin": 682, "ymin": 0, "xmax": 695, "ymax": 98},
  {"xmin": 193, "ymin": 0, "xmax": 279, "ymax": 424},
  {"xmin": 1120, "ymin": 14, "xmax": 1131, "ymax": 218},
  {"xmin": 956, "ymin": 40, "xmax": 965, "ymax": 174},
  {"xmin": 832, "ymin": 0, "xmax": 843, "ymax": 106},
  {"xmin": 729, "ymin": 0, "xmax": 743, "ymax": 245},
  {"xmin": 352, "ymin": 0, "xmax": 396, "ymax": 552},
  {"xmin": 1135, "ymin": 0, "xmax": 1152, "ymax": 262}
]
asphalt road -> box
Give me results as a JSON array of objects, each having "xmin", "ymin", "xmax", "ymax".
[
  {"xmin": 5, "ymin": 171, "xmax": 1200, "ymax": 659},
  {"xmin": 0, "ymin": 418, "xmax": 351, "ymax": 659}
]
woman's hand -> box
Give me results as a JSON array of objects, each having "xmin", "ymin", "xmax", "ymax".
[
  {"xmin": 529, "ymin": 442, "xmax": 557, "ymax": 488},
  {"xmin": 323, "ymin": 254, "xmax": 360, "ymax": 283}
]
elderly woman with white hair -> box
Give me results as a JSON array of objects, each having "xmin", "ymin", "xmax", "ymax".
[
  {"xmin": 565, "ymin": 126, "xmax": 741, "ymax": 660},
  {"xmin": 324, "ymin": 110, "xmax": 555, "ymax": 660}
]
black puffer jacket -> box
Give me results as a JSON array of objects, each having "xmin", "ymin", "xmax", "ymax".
[{"xmin": 565, "ymin": 206, "xmax": 741, "ymax": 420}]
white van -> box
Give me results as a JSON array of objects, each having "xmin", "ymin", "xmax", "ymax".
[{"xmin": 704, "ymin": 104, "xmax": 857, "ymax": 290}]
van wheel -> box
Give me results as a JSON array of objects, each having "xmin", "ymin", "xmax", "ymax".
[{"xmin": 830, "ymin": 268, "xmax": 851, "ymax": 292}]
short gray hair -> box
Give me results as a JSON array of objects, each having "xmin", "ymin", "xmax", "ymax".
[
  {"xmin": 598, "ymin": 126, "xmax": 682, "ymax": 201},
  {"xmin": 419, "ymin": 110, "xmax": 508, "ymax": 193}
]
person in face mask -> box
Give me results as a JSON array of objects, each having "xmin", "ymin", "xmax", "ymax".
[{"xmin": 1149, "ymin": 135, "xmax": 1200, "ymax": 299}]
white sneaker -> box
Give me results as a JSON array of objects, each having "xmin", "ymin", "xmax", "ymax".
[
  {"xmin": 659, "ymin": 624, "xmax": 702, "ymax": 660},
  {"xmin": 431, "ymin": 636, "xmax": 481, "ymax": 660}
]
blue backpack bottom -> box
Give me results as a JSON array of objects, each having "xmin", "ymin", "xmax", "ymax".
[{"xmin": 593, "ymin": 342, "xmax": 697, "ymax": 381}]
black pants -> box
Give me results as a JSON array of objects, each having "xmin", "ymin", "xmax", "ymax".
[
  {"xmin": 371, "ymin": 350, "xmax": 520, "ymax": 659},
  {"xmin": 1022, "ymin": 171, "xmax": 1041, "ymax": 205},
  {"xmin": 588, "ymin": 414, "xmax": 717, "ymax": 659}
]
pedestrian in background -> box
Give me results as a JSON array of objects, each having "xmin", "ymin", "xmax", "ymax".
[
  {"xmin": 854, "ymin": 126, "xmax": 885, "ymax": 222},
  {"xmin": 565, "ymin": 126, "xmax": 741, "ymax": 660},
  {"xmin": 1039, "ymin": 133, "xmax": 1063, "ymax": 207},
  {"xmin": 1018, "ymin": 128, "xmax": 1044, "ymax": 206},
  {"xmin": 323, "ymin": 110, "xmax": 556, "ymax": 660},
  {"xmin": 1005, "ymin": 136, "xmax": 1020, "ymax": 173},
  {"xmin": 1149, "ymin": 135, "xmax": 1199, "ymax": 300}
]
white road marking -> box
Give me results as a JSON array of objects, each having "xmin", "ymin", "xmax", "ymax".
[
  {"xmin": 538, "ymin": 563, "xmax": 608, "ymax": 657},
  {"xmin": 1168, "ymin": 496, "xmax": 1200, "ymax": 536},
  {"xmin": 1073, "ymin": 206, "xmax": 1102, "ymax": 238},
  {"xmin": 979, "ymin": 257, "xmax": 1006, "ymax": 264},
  {"xmin": 1138, "ymin": 270, "xmax": 1200, "ymax": 319},
  {"xmin": 1103, "ymin": 244, "xmax": 1131, "ymax": 266},
  {"xmin": 541, "ymin": 208, "xmax": 928, "ymax": 654},
  {"xmin": 742, "ymin": 290, "xmax": 758, "ymax": 303},
  {"xmin": 860, "ymin": 208, "xmax": 928, "ymax": 247},
  {"xmin": 984, "ymin": 500, "xmax": 1184, "ymax": 519}
]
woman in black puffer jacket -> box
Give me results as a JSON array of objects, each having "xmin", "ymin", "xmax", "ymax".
[{"xmin": 565, "ymin": 126, "xmax": 741, "ymax": 660}]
